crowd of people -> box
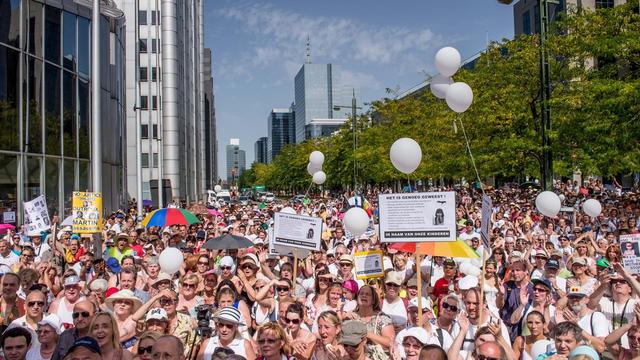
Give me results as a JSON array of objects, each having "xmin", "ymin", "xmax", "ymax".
[{"xmin": 0, "ymin": 178, "xmax": 638, "ymax": 360}]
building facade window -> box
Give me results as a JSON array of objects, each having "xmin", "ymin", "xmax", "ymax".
[
  {"xmin": 595, "ymin": 0, "xmax": 614, "ymax": 8},
  {"xmin": 141, "ymin": 153, "xmax": 149, "ymax": 168},
  {"xmin": 139, "ymin": 39, "xmax": 147, "ymax": 53},
  {"xmin": 140, "ymin": 66, "xmax": 147, "ymax": 82},
  {"xmin": 522, "ymin": 10, "xmax": 531, "ymax": 34},
  {"xmin": 140, "ymin": 96, "xmax": 148, "ymax": 110},
  {"xmin": 153, "ymin": 152, "xmax": 158, "ymax": 168},
  {"xmin": 151, "ymin": 67, "xmax": 157, "ymax": 82},
  {"xmin": 139, "ymin": 10, "xmax": 147, "ymax": 25},
  {"xmin": 152, "ymin": 124, "xmax": 158, "ymax": 138},
  {"xmin": 141, "ymin": 124, "xmax": 149, "ymax": 138}
]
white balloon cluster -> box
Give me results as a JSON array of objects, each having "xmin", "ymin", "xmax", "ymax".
[
  {"xmin": 431, "ymin": 47, "xmax": 474, "ymax": 113},
  {"xmin": 308, "ymin": 151, "xmax": 326, "ymax": 185}
]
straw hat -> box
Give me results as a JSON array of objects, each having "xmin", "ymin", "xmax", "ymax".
[{"xmin": 105, "ymin": 289, "xmax": 142, "ymax": 312}]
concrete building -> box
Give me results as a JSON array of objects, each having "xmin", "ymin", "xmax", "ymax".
[
  {"xmin": 116, "ymin": 0, "xmax": 210, "ymax": 205},
  {"xmin": 0, "ymin": 0, "xmax": 127, "ymax": 222},
  {"xmin": 226, "ymin": 139, "xmax": 245, "ymax": 184},
  {"xmin": 293, "ymin": 63, "xmax": 351, "ymax": 143},
  {"xmin": 267, "ymin": 107, "xmax": 295, "ymax": 163},
  {"xmin": 203, "ymin": 48, "xmax": 217, "ymax": 188},
  {"xmin": 254, "ymin": 137, "xmax": 267, "ymax": 164},
  {"xmin": 513, "ymin": 0, "xmax": 625, "ymax": 35}
]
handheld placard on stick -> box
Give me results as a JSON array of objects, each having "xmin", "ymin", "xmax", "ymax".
[
  {"xmin": 292, "ymin": 248, "xmax": 299, "ymax": 294},
  {"xmin": 416, "ymin": 252, "xmax": 423, "ymax": 327}
]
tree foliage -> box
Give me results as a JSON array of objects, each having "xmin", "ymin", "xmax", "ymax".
[{"xmin": 245, "ymin": 4, "xmax": 640, "ymax": 192}]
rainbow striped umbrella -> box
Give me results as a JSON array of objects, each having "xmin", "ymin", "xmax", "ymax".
[
  {"xmin": 141, "ymin": 208, "xmax": 200, "ymax": 228},
  {"xmin": 389, "ymin": 238, "xmax": 479, "ymax": 258}
]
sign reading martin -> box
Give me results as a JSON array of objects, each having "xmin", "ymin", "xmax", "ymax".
[
  {"xmin": 378, "ymin": 191, "xmax": 456, "ymax": 243},
  {"xmin": 72, "ymin": 192, "xmax": 103, "ymax": 233},
  {"xmin": 273, "ymin": 212, "xmax": 323, "ymax": 251}
]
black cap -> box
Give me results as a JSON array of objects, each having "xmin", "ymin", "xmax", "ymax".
[
  {"xmin": 66, "ymin": 336, "xmax": 101, "ymax": 355},
  {"xmin": 196, "ymin": 230, "xmax": 206, "ymax": 239},
  {"xmin": 532, "ymin": 278, "xmax": 553, "ymax": 290},
  {"xmin": 545, "ymin": 259, "xmax": 560, "ymax": 269}
]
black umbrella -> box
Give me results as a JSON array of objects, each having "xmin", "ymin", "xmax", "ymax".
[{"xmin": 201, "ymin": 234, "xmax": 254, "ymax": 250}]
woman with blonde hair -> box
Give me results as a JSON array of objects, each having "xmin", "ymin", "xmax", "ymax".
[
  {"xmin": 132, "ymin": 331, "xmax": 161, "ymax": 360},
  {"xmin": 177, "ymin": 273, "xmax": 204, "ymax": 317},
  {"xmin": 313, "ymin": 311, "xmax": 347, "ymax": 360},
  {"xmin": 90, "ymin": 311, "xmax": 133, "ymax": 360},
  {"xmin": 256, "ymin": 322, "xmax": 291, "ymax": 360}
]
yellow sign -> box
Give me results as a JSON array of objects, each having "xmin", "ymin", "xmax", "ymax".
[
  {"xmin": 72, "ymin": 192, "xmax": 102, "ymax": 233},
  {"xmin": 354, "ymin": 250, "xmax": 384, "ymax": 280}
]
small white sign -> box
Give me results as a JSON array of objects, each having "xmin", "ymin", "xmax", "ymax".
[
  {"xmin": 273, "ymin": 212, "xmax": 323, "ymax": 251},
  {"xmin": 481, "ymin": 195, "xmax": 492, "ymax": 249},
  {"xmin": 621, "ymin": 234, "xmax": 640, "ymax": 274},
  {"xmin": 3, "ymin": 211, "xmax": 16, "ymax": 223},
  {"xmin": 354, "ymin": 250, "xmax": 384, "ymax": 280},
  {"xmin": 23, "ymin": 195, "xmax": 51, "ymax": 234},
  {"xmin": 378, "ymin": 192, "xmax": 456, "ymax": 243}
]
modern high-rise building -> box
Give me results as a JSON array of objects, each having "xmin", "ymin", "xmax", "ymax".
[
  {"xmin": 0, "ymin": 0, "xmax": 127, "ymax": 223},
  {"xmin": 267, "ymin": 107, "xmax": 295, "ymax": 163},
  {"xmin": 254, "ymin": 137, "xmax": 268, "ymax": 164},
  {"xmin": 293, "ymin": 63, "xmax": 351, "ymax": 143},
  {"xmin": 226, "ymin": 139, "xmax": 245, "ymax": 185},
  {"xmin": 203, "ymin": 48, "xmax": 217, "ymax": 189},
  {"xmin": 512, "ymin": 0, "xmax": 625, "ymax": 35},
  {"xmin": 115, "ymin": 0, "xmax": 212, "ymax": 205}
]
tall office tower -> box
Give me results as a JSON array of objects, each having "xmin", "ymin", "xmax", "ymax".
[
  {"xmin": 0, "ymin": 0, "xmax": 127, "ymax": 222},
  {"xmin": 116, "ymin": 0, "xmax": 209, "ymax": 205},
  {"xmin": 226, "ymin": 139, "xmax": 246, "ymax": 185},
  {"xmin": 267, "ymin": 107, "xmax": 296, "ymax": 163},
  {"xmin": 203, "ymin": 48, "xmax": 217, "ymax": 188},
  {"xmin": 254, "ymin": 137, "xmax": 268, "ymax": 164},
  {"xmin": 293, "ymin": 63, "xmax": 350, "ymax": 143}
]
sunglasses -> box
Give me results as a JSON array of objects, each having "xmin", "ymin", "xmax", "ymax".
[
  {"xmin": 477, "ymin": 356, "xmax": 501, "ymax": 360},
  {"xmin": 138, "ymin": 346, "xmax": 153, "ymax": 355},
  {"xmin": 442, "ymin": 302, "xmax": 459, "ymax": 312},
  {"xmin": 258, "ymin": 338, "xmax": 279, "ymax": 345},
  {"xmin": 318, "ymin": 277, "xmax": 331, "ymax": 283},
  {"xmin": 27, "ymin": 301, "xmax": 45, "ymax": 307},
  {"xmin": 284, "ymin": 318, "xmax": 301, "ymax": 325},
  {"xmin": 217, "ymin": 322, "xmax": 235, "ymax": 329},
  {"xmin": 241, "ymin": 264, "xmax": 255, "ymax": 270},
  {"xmin": 533, "ymin": 287, "xmax": 549, "ymax": 293},
  {"xmin": 402, "ymin": 342, "xmax": 423, "ymax": 350},
  {"xmin": 160, "ymin": 299, "xmax": 176, "ymax": 306},
  {"xmin": 72, "ymin": 311, "xmax": 91, "ymax": 319},
  {"xmin": 611, "ymin": 279, "xmax": 629, "ymax": 285},
  {"xmin": 182, "ymin": 283, "xmax": 197, "ymax": 289},
  {"xmin": 276, "ymin": 287, "xmax": 290, "ymax": 292},
  {"xmin": 197, "ymin": 262, "xmax": 209, "ymax": 266},
  {"xmin": 385, "ymin": 283, "xmax": 400, "ymax": 288},
  {"xmin": 220, "ymin": 266, "xmax": 232, "ymax": 271},
  {"xmin": 339, "ymin": 263, "xmax": 352, "ymax": 267}
]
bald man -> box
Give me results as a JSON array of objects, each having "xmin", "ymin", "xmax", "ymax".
[
  {"xmin": 476, "ymin": 342, "xmax": 505, "ymax": 360},
  {"xmin": 153, "ymin": 335, "xmax": 185, "ymax": 360},
  {"xmin": 51, "ymin": 300, "xmax": 97, "ymax": 360}
]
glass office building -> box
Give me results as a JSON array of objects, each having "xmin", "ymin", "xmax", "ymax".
[
  {"xmin": 267, "ymin": 108, "xmax": 295, "ymax": 163},
  {"xmin": 0, "ymin": 0, "xmax": 126, "ymax": 223}
]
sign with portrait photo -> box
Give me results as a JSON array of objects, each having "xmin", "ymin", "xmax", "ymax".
[
  {"xmin": 72, "ymin": 192, "xmax": 103, "ymax": 233},
  {"xmin": 23, "ymin": 195, "xmax": 50, "ymax": 234},
  {"xmin": 273, "ymin": 212, "xmax": 323, "ymax": 251},
  {"xmin": 378, "ymin": 192, "xmax": 456, "ymax": 243},
  {"xmin": 621, "ymin": 234, "xmax": 640, "ymax": 274},
  {"xmin": 354, "ymin": 250, "xmax": 384, "ymax": 280}
]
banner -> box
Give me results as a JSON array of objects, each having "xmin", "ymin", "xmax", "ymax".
[
  {"xmin": 354, "ymin": 250, "xmax": 384, "ymax": 280},
  {"xmin": 23, "ymin": 195, "xmax": 51, "ymax": 234},
  {"xmin": 621, "ymin": 234, "xmax": 640, "ymax": 274},
  {"xmin": 72, "ymin": 192, "xmax": 103, "ymax": 233},
  {"xmin": 3, "ymin": 211, "xmax": 15, "ymax": 224},
  {"xmin": 273, "ymin": 212, "xmax": 322, "ymax": 251},
  {"xmin": 378, "ymin": 192, "xmax": 456, "ymax": 243},
  {"xmin": 480, "ymin": 195, "xmax": 492, "ymax": 249}
]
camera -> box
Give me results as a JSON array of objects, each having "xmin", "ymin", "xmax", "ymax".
[{"xmin": 195, "ymin": 304, "xmax": 214, "ymax": 337}]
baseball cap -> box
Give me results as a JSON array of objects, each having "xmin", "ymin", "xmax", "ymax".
[
  {"xmin": 408, "ymin": 297, "xmax": 431, "ymax": 310},
  {"xmin": 38, "ymin": 314, "xmax": 62, "ymax": 335},
  {"xmin": 397, "ymin": 327, "xmax": 429, "ymax": 346},
  {"xmin": 407, "ymin": 277, "xmax": 418, "ymax": 288},
  {"xmin": 145, "ymin": 308, "xmax": 169, "ymax": 322},
  {"xmin": 339, "ymin": 320, "xmax": 367, "ymax": 346},
  {"xmin": 385, "ymin": 271, "xmax": 403, "ymax": 286},
  {"xmin": 106, "ymin": 257, "xmax": 121, "ymax": 274},
  {"xmin": 196, "ymin": 230, "xmax": 206, "ymax": 239},
  {"xmin": 64, "ymin": 275, "xmax": 81, "ymax": 287},
  {"xmin": 551, "ymin": 250, "xmax": 564, "ymax": 258},
  {"xmin": 568, "ymin": 286, "xmax": 586, "ymax": 298},
  {"xmin": 66, "ymin": 336, "xmax": 101, "ymax": 355},
  {"xmin": 572, "ymin": 257, "xmax": 588, "ymax": 266},
  {"xmin": 545, "ymin": 259, "xmax": 560, "ymax": 269},
  {"xmin": 443, "ymin": 259, "xmax": 456, "ymax": 267},
  {"xmin": 531, "ymin": 278, "xmax": 553, "ymax": 291},
  {"xmin": 596, "ymin": 258, "xmax": 610, "ymax": 268}
]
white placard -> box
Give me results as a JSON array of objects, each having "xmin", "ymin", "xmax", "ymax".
[
  {"xmin": 621, "ymin": 234, "xmax": 640, "ymax": 274},
  {"xmin": 481, "ymin": 195, "xmax": 492, "ymax": 249},
  {"xmin": 378, "ymin": 192, "xmax": 456, "ymax": 243},
  {"xmin": 354, "ymin": 250, "xmax": 384, "ymax": 280},
  {"xmin": 3, "ymin": 211, "xmax": 16, "ymax": 223},
  {"xmin": 268, "ymin": 226, "xmax": 311, "ymax": 258},
  {"xmin": 23, "ymin": 195, "xmax": 51, "ymax": 234},
  {"xmin": 273, "ymin": 212, "xmax": 323, "ymax": 251}
]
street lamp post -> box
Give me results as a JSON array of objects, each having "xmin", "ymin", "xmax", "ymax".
[
  {"xmin": 334, "ymin": 90, "xmax": 362, "ymax": 192},
  {"xmin": 499, "ymin": 0, "xmax": 557, "ymax": 190}
]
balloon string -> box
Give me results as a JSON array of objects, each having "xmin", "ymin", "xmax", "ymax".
[
  {"xmin": 305, "ymin": 180, "xmax": 314, "ymax": 197},
  {"xmin": 458, "ymin": 115, "xmax": 485, "ymax": 196}
]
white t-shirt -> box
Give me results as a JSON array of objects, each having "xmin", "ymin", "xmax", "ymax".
[
  {"xmin": 382, "ymin": 298, "xmax": 408, "ymax": 330},
  {"xmin": 577, "ymin": 311, "xmax": 609, "ymax": 337},
  {"xmin": 0, "ymin": 251, "xmax": 19, "ymax": 268},
  {"xmin": 599, "ymin": 297, "xmax": 637, "ymax": 348}
]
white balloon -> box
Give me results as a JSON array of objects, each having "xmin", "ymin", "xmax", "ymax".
[
  {"xmin": 343, "ymin": 207, "xmax": 370, "ymax": 237},
  {"xmin": 214, "ymin": 185, "xmax": 222, "ymax": 192},
  {"xmin": 445, "ymin": 82, "xmax": 474, "ymax": 113},
  {"xmin": 430, "ymin": 74, "xmax": 453, "ymax": 99},
  {"xmin": 389, "ymin": 138, "xmax": 422, "ymax": 174},
  {"xmin": 312, "ymin": 171, "xmax": 326, "ymax": 185},
  {"xmin": 459, "ymin": 262, "xmax": 482, "ymax": 277},
  {"xmin": 309, "ymin": 151, "xmax": 325, "ymax": 166},
  {"xmin": 583, "ymin": 199, "xmax": 602, "ymax": 218},
  {"xmin": 435, "ymin": 47, "xmax": 462, "ymax": 77},
  {"xmin": 281, "ymin": 207, "xmax": 296, "ymax": 214},
  {"xmin": 159, "ymin": 247, "xmax": 184, "ymax": 274},
  {"xmin": 535, "ymin": 191, "xmax": 561, "ymax": 217},
  {"xmin": 307, "ymin": 162, "xmax": 322, "ymax": 176}
]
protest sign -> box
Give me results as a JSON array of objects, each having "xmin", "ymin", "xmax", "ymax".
[
  {"xmin": 268, "ymin": 226, "xmax": 311, "ymax": 258},
  {"xmin": 480, "ymin": 195, "xmax": 492, "ymax": 249},
  {"xmin": 3, "ymin": 211, "xmax": 15, "ymax": 223},
  {"xmin": 273, "ymin": 212, "xmax": 322, "ymax": 251},
  {"xmin": 72, "ymin": 192, "xmax": 102, "ymax": 233},
  {"xmin": 621, "ymin": 234, "xmax": 640, "ymax": 274},
  {"xmin": 354, "ymin": 250, "xmax": 384, "ymax": 280},
  {"xmin": 23, "ymin": 195, "xmax": 50, "ymax": 234},
  {"xmin": 378, "ymin": 192, "xmax": 456, "ymax": 243}
]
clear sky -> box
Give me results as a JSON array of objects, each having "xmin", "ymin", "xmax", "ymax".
[{"xmin": 204, "ymin": 0, "xmax": 516, "ymax": 178}]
